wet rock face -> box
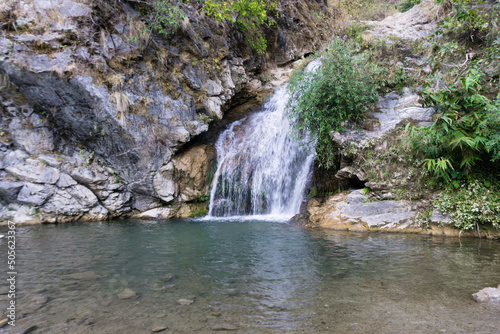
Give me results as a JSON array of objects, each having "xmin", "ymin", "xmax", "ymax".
[{"xmin": 0, "ymin": 0, "xmax": 332, "ymax": 224}]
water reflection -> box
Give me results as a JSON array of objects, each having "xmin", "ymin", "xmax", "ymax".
[{"xmin": 0, "ymin": 221, "xmax": 499, "ymax": 333}]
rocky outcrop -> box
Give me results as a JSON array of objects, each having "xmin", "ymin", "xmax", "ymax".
[
  {"xmin": 0, "ymin": 0, "xmax": 333, "ymax": 224},
  {"xmin": 306, "ymin": 87, "xmax": 469, "ymax": 235},
  {"xmin": 308, "ymin": 190, "xmax": 420, "ymax": 232},
  {"xmin": 363, "ymin": 0, "xmax": 438, "ymax": 41}
]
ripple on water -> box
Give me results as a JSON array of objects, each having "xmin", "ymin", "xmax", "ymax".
[{"xmin": 0, "ymin": 219, "xmax": 499, "ymax": 333}]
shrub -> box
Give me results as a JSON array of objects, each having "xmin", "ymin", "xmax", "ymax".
[
  {"xmin": 434, "ymin": 0, "xmax": 489, "ymax": 42},
  {"xmin": 396, "ymin": 0, "xmax": 421, "ymax": 13},
  {"xmin": 203, "ymin": 0, "xmax": 277, "ymax": 54},
  {"xmin": 436, "ymin": 179, "xmax": 500, "ymax": 231},
  {"xmin": 286, "ymin": 39, "xmax": 378, "ymax": 169},
  {"xmin": 148, "ymin": 0, "xmax": 185, "ymax": 37},
  {"xmin": 409, "ymin": 68, "xmax": 500, "ymax": 181}
]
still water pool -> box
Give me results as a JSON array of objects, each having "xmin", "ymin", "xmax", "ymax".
[{"xmin": 0, "ymin": 219, "xmax": 499, "ymax": 333}]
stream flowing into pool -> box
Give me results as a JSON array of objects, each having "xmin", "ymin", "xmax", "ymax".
[
  {"xmin": 207, "ymin": 60, "xmax": 318, "ymax": 219},
  {"xmin": 1, "ymin": 219, "xmax": 499, "ymax": 333}
]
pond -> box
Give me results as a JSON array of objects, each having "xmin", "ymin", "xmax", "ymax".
[{"xmin": 0, "ymin": 219, "xmax": 499, "ymax": 333}]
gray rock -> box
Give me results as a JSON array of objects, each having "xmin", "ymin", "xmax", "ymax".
[
  {"xmin": 86, "ymin": 203, "xmax": 109, "ymax": 219},
  {"xmin": 56, "ymin": 173, "xmax": 78, "ymax": 188},
  {"xmin": 0, "ymin": 204, "xmax": 40, "ymax": 224},
  {"xmin": 58, "ymin": 1, "xmax": 90, "ymax": 17},
  {"xmin": 183, "ymin": 64, "xmax": 204, "ymax": 90},
  {"xmin": 205, "ymin": 97, "xmax": 223, "ymax": 119},
  {"xmin": 176, "ymin": 298, "xmax": 194, "ymax": 305},
  {"xmin": 345, "ymin": 190, "xmax": 367, "ymax": 204},
  {"xmin": 152, "ymin": 326, "xmax": 168, "ymax": 333},
  {"xmin": 9, "ymin": 125, "xmax": 54, "ymax": 155},
  {"xmin": 202, "ymin": 80, "xmax": 223, "ymax": 96},
  {"xmin": 159, "ymin": 273, "xmax": 175, "ymax": 282},
  {"xmin": 69, "ymin": 166, "xmax": 109, "ymax": 187},
  {"xmin": 17, "ymin": 183, "xmax": 54, "ymax": 206},
  {"xmin": 188, "ymin": 120, "xmax": 209, "ymax": 136},
  {"xmin": 25, "ymin": 53, "xmax": 72, "ymax": 73},
  {"xmin": 67, "ymin": 185, "xmax": 99, "ymax": 207},
  {"xmin": 41, "ymin": 185, "xmax": 101, "ymax": 217},
  {"xmin": 6, "ymin": 159, "xmax": 60, "ymax": 184},
  {"xmin": 341, "ymin": 200, "xmax": 408, "ymax": 220},
  {"xmin": 34, "ymin": 0, "xmax": 62, "ymax": 11},
  {"xmin": 362, "ymin": 211, "xmax": 416, "ymax": 227},
  {"xmin": 102, "ymin": 191, "xmax": 132, "ymax": 213},
  {"xmin": 36, "ymin": 154, "xmax": 63, "ymax": 168},
  {"xmin": 104, "ymin": 34, "xmax": 130, "ymax": 55},
  {"xmin": 117, "ymin": 288, "xmax": 138, "ymax": 300},
  {"xmin": 429, "ymin": 209, "xmax": 452, "ymax": 225},
  {"xmin": 336, "ymin": 166, "xmax": 367, "ymax": 182},
  {"xmin": 170, "ymin": 126, "xmax": 190, "ymax": 144},
  {"xmin": 211, "ymin": 324, "xmax": 239, "ymax": 331},
  {"xmin": 1, "ymin": 150, "xmax": 29, "ymax": 169},
  {"xmin": 153, "ymin": 163, "xmax": 176, "ymax": 202},
  {"xmin": 0, "ymin": 181, "xmax": 24, "ymax": 202}
]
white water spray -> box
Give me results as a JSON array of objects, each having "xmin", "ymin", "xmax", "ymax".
[{"xmin": 207, "ymin": 60, "xmax": 320, "ymax": 219}]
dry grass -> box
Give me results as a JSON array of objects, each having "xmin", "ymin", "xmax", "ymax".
[
  {"xmin": 110, "ymin": 91, "xmax": 133, "ymax": 125},
  {"xmin": 107, "ymin": 73, "xmax": 125, "ymax": 88},
  {"xmin": 332, "ymin": 0, "xmax": 397, "ymax": 22}
]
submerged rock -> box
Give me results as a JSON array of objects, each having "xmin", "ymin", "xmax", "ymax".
[
  {"xmin": 159, "ymin": 274, "xmax": 176, "ymax": 283},
  {"xmin": 211, "ymin": 324, "xmax": 239, "ymax": 331},
  {"xmin": 69, "ymin": 271, "xmax": 100, "ymax": 280},
  {"xmin": 152, "ymin": 326, "xmax": 168, "ymax": 333},
  {"xmin": 176, "ymin": 298, "xmax": 194, "ymax": 305},
  {"xmin": 117, "ymin": 288, "xmax": 138, "ymax": 300}
]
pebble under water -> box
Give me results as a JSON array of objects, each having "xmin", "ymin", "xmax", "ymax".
[{"xmin": 1, "ymin": 219, "xmax": 499, "ymax": 333}]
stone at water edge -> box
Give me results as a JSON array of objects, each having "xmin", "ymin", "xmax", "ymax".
[
  {"xmin": 117, "ymin": 288, "xmax": 138, "ymax": 300},
  {"xmin": 0, "ymin": 319, "xmax": 8, "ymax": 328},
  {"xmin": 472, "ymin": 285, "xmax": 500, "ymax": 303}
]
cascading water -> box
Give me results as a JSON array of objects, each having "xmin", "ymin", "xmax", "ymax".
[{"xmin": 207, "ymin": 60, "xmax": 320, "ymax": 219}]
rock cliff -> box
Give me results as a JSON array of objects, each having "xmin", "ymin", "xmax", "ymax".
[{"xmin": 0, "ymin": 0, "xmax": 334, "ymax": 224}]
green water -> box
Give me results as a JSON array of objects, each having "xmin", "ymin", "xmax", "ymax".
[{"xmin": 0, "ymin": 219, "xmax": 499, "ymax": 333}]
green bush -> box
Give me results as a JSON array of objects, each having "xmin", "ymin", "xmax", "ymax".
[
  {"xmin": 436, "ymin": 179, "xmax": 500, "ymax": 231},
  {"xmin": 409, "ymin": 68, "xmax": 500, "ymax": 181},
  {"xmin": 286, "ymin": 39, "xmax": 378, "ymax": 169},
  {"xmin": 396, "ymin": 0, "xmax": 420, "ymax": 13},
  {"xmin": 434, "ymin": 0, "xmax": 489, "ymax": 42},
  {"xmin": 150, "ymin": 0, "xmax": 185, "ymax": 37},
  {"xmin": 203, "ymin": 0, "xmax": 277, "ymax": 54}
]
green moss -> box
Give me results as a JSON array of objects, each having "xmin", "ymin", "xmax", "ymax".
[{"xmin": 189, "ymin": 204, "xmax": 209, "ymax": 218}]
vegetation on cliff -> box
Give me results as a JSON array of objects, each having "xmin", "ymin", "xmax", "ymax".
[
  {"xmin": 286, "ymin": 40, "xmax": 378, "ymax": 170},
  {"xmin": 292, "ymin": 0, "xmax": 500, "ymax": 234}
]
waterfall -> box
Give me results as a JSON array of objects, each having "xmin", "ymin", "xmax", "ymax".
[{"xmin": 207, "ymin": 60, "xmax": 319, "ymax": 219}]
